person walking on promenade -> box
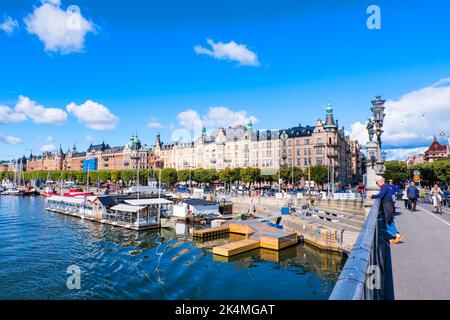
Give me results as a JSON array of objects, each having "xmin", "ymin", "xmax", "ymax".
[
  {"xmin": 370, "ymin": 177, "xmax": 404, "ymax": 244},
  {"xmin": 430, "ymin": 184, "xmax": 444, "ymax": 213},
  {"xmin": 407, "ymin": 181, "xmax": 420, "ymax": 212},
  {"xmin": 389, "ymin": 179, "xmax": 399, "ymax": 202},
  {"xmin": 402, "ymin": 181, "xmax": 409, "ymax": 209}
]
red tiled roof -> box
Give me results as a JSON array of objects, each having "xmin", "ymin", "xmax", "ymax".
[{"xmin": 427, "ymin": 139, "xmax": 447, "ymax": 152}]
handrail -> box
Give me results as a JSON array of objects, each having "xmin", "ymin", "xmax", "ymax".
[{"xmin": 329, "ymin": 199, "xmax": 393, "ymax": 300}]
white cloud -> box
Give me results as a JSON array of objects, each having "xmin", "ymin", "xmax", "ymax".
[
  {"xmin": 66, "ymin": 100, "xmax": 119, "ymax": 130},
  {"xmin": 194, "ymin": 38, "xmax": 260, "ymax": 67},
  {"xmin": 177, "ymin": 109, "xmax": 203, "ymax": 132},
  {"xmin": 0, "ymin": 16, "xmax": 19, "ymax": 35},
  {"xmin": 15, "ymin": 95, "xmax": 67, "ymax": 124},
  {"xmin": 177, "ymin": 106, "xmax": 258, "ymax": 138},
  {"xmin": 147, "ymin": 121, "xmax": 164, "ymax": 129},
  {"xmin": 147, "ymin": 118, "xmax": 174, "ymax": 130},
  {"xmin": 385, "ymin": 147, "xmax": 428, "ymax": 161},
  {"xmin": 40, "ymin": 144, "xmax": 56, "ymax": 152},
  {"xmin": 0, "ymin": 105, "xmax": 27, "ymax": 123},
  {"xmin": 24, "ymin": 0, "xmax": 95, "ymax": 54},
  {"xmin": 203, "ymin": 106, "xmax": 258, "ymax": 128},
  {"xmin": 1, "ymin": 96, "xmax": 67, "ymax": 125},
  {"xmin": 349, "ymin": 79, "xmax": 450, "ymax": 148},
  {"xmin": 0, "ymin": 134, "xmax": 21, "ymax": 145}
]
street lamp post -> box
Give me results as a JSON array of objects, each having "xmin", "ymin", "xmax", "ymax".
[{"xmin": 365, "ymin": 96, "xmax": 386, "ymax": 201}]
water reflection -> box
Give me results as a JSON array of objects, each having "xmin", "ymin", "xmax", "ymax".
[{"xmin": 0, "ymin": 196, "xmax": 344, "ymax": 300}]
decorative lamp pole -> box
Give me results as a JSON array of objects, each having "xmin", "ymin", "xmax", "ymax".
[{"xmin": 365, "ymin": 96, "xmax": 386, "ymax": 202}]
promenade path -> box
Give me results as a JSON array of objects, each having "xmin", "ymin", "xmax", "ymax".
[{"xmin": 391, "ymin": 200, "xmax": 450, "ymax": 300}]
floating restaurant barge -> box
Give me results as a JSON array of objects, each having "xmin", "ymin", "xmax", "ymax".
[{"xmin": 45, "ymin": 195, "xmax": 174, "ymax": 230}]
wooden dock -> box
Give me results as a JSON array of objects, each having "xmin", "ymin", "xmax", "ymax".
[
  {"xmin": 192, "ymin": 226, "xmax": 229, "ymax": 238},
  {"xmin": 213, "ymin": 239, "xmax": 261, "ymax": 257},
  {"xmin": 197, "ymin": 220, "xmax": 299, "ymax": 257}
]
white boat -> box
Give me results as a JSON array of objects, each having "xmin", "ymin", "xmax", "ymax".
[{"xmin": 3, "ymin": 189, "xmax": 24, "ymax": 196}]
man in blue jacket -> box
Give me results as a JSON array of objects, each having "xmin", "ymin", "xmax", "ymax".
[
  {"xmin": 389, "ymin": 179, "xmax": 398, "ymax": 202},
  {"xmin": 370, "ymin": 177, "xmax": 404, "ymax": 244},
  {"xmin": 407, "ymin": 181, "xmax": 420, "ymax": 212}
]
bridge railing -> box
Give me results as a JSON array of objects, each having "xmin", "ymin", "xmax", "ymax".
[{"xmin": 329, "ymin": 199, "xmax": 394, "ymax": 300}]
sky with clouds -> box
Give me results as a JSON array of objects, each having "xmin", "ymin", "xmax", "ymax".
[{"xmin": 1, "ymin": 0, "xmax": 450, "ymax": 161}]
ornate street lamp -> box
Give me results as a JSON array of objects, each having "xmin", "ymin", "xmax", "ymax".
[{"xmin": 371, "ymin": 95, "xmax": 386, "ymax": 145}]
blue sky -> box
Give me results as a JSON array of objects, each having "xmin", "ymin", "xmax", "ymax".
[{"xmin": 1, "ymin": 0, "xmax": 450, "ymax": 160}]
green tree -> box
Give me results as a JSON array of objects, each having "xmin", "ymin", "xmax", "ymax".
[
  {"xmin": 177, "ymin": 169, "xmax": 191, "ymax": 183},
  {"xmin": 161, "ymin": 168, "xmax": 178, "ymax": 186},
  {"xmin": 121, "ymin": 170, "xmax": 134, "ymax": 183},
  {"xmin": 240, "ymin": 167, "xmax": 261, "ymax": 189},
  {"xmin": 384, "ymin": 161, "xmax": 409, "ymax": 185},
  {"xmin": 99, "ymin": 170, "xmax": 111, "ymax": 182},
  {"xmin": 310, "ymin": 165, "xmax": 328, "ymax": 189},
  {"xmin": 110, "ymin": 170, "xmax": 121, "ymax": 183}
]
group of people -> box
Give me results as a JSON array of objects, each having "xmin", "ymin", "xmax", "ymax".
[
  {"xmin": 370, "ymin": 178, "xmax": 447, "ymax": 245},
  {"xmin": 370, "ymin": 177, "xmax": 404, "ymax": 245},
  {"xmin": 397, "ymin": 180, "xmax": 444, "ymax": 213},
  {"xmin": 399, "ymin": 181, "xmax": 420, "ymax": 212}
]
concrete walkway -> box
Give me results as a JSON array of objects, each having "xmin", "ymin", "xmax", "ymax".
[{"xmin": 391, "ymin": 201, "xmax": 450, "ymax": 300}]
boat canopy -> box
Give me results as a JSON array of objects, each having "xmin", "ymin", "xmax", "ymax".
[
  {"xmin": 111, "ymin": 204, "xmax": 146, "ymax": 213},
  {"xmin": 124, "ymin": 198, "xmax": 173, "ymax": 206},
  {"xmin": 47, "ymin": 196, "xmax": 85, "ymax": 205}
]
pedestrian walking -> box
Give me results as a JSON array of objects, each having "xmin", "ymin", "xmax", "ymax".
[
  {"xmin": 407, "ymin": 181, "xmax": 420, "ymax": 211},
  {"xmin": 389, "ymin": 179, "xmax": 398, "ymax": 202},
  {"xmin": 402, "ymin": 182, "xmax": 409, "ymax": 209},
  {"xmin": 430, "ymin": 184, "xmax": 444, "ymax": 213},
  {"xmin": 370, "ymin": 177, "xmax": 404, "ymax": 244}
]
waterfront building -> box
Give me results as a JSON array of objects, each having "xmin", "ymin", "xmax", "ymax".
[
  {"xmin": 26, "ymin": 134, "xmax": 157, "ymax": 173},
  {"xmin": 424, "ymin": 137, "xmax": 449, "ymax": 163},
  {"xmin": 406, "ymin": 154, "xmax": 425, "ymax": 167},
  {"xmin": 0, "ymin": 161, "xmax": 8, "ymax": 172},
  {"xmin": 154, "ymin": 104, "xmax": 363, "ymax": 185},
  {"xmin": 27, "ymin": 148, "xmax": 64, "ymax": 171},
  {"xmin": 405, "ymin": 137, "xmax": 449, "ymax": 166}
]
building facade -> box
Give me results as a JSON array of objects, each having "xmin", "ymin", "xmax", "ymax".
[
  {"xmin": 406, "ymin": 137, "xmax": 449, "ymax": 166},
  {"xmin": 25, "ymin": 134, "xmax": 156, "ymax": 173},
  {"xmin": 154, "ymin": 105, "xmax": 363, "ymax": 185},
  {"xmin": 424, "ymin": 137, "xmax": 449, "ymax": 163}
]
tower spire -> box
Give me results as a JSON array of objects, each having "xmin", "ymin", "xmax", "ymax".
[{"xmin": 324, "ymin": 100, "xmax": 337, "ymax": 132}]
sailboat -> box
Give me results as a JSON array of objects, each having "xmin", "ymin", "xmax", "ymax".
[
  {"xmin": 41, "ymin": 171, "xmax": 57, "ymax": 197},
  {"xmin": 3, "ymin": 159, "xmax": 24, "ymax": 196}
]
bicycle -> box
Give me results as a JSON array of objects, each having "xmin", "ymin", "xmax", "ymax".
[
  {"xmin": 437, "ymin": 199, "xmax": 443, "ymax": 215},
  {"xmin": 433, "ymin": 196, "xmax": 443, "ymax": 215}
]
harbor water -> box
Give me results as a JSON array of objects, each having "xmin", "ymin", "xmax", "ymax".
[{"xmin": 0, "ymin": 196, "xmax": 345, "ymax": 300}]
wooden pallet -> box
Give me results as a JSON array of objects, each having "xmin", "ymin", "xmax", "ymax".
[
  {"xmin": 228, "ymin": 223, "xmax": 255, "ymax": 235},
  {"xmin": 259, "ymin": 233, "xmax": 298, "ymax": 250},
  {"xmin": 192, "ymin": 226, "xmax": 230, "ymax": 238},
  {"xmin": 213, "ymin": 239, "xmax": 260, "ymax": 257}
]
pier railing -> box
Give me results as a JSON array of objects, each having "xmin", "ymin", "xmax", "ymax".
[{"xmin": 329, "ymin": 199, "xmax": 394, "ymax": 300}]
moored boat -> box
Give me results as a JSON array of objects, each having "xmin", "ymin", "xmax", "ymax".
[{"xmin": 64, "ymin": 188, "xmax": 94, "ymax": 197}]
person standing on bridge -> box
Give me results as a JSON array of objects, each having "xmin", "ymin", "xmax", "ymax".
[
  {"xmin": 407, "ymin": 181, "xmax": 420, "ymax": 212},
  {"xmin": 370, "ymin": 177, "xmax": 404, "ymax": 244}
]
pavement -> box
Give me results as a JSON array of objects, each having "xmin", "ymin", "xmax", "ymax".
[{"xmin": 390, "ymin": 200, "xmax": 450, "ymax": 300}]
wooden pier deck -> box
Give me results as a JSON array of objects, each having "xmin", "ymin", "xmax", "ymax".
[
  {"xmin": 197, "ymin": 219, "xmax": 299, "ymax": 257},
  {"xmin": 192, "ymin": 226, "xmax": 230, "ymax": 238}
]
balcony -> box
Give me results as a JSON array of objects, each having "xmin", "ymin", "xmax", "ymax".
[
  {"xmin": 327, "ymin": 152, "xmax": 338, "ymax": 158},
  {"xmin": 327, "ymin": 142, "xmax": 338, "ymax": 148}
]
